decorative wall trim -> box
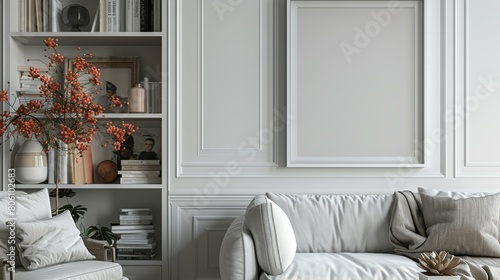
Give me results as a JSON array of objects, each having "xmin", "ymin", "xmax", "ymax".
[
  {"xmin": 455, "ymin": 0, "xmax": 500, "ymax": 176},
  {"xmin": 169, "ymin": 195, "xmax": 252, "ymax": 280},
  {"xmin": 177, "ymin": 0, "xmax": 277, "ymax": 176}
]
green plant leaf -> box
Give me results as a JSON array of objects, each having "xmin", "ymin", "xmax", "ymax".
[
  {"xmin": 85, "ymin": 225, "xmax": 120, "ymax": 245},
  {"xmin": 53, "ymin": 204, "xmax": 87, "ymax": 223},
  {"xmin": 49, "ymin": 189, "xmax": 76, "ymax": 198}
]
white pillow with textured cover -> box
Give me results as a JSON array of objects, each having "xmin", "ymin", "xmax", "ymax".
[
  {"xmin": 17, "ymin": 210, "xmax": 95, "ymax": 270},
  {"xmin": 244, "ymin": 195, "xmax": 296, "ymax": 276},
  {"xmin": 0, "ymin": 189, "xmax": 50, "ymax": 261}
]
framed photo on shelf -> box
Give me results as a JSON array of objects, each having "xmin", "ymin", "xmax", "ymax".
[
  {"xmin": 133, "ymin": 127, "xmax": 162, "ymax": 161},
  {"xmin": 64, "ymin": 56, "xmax": 140, "ymax": 112}
]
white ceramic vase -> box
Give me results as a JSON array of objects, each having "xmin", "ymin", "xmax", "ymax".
[{"xmin": 14, "ymin": 139, "xmax": 48, "ymax": 184}]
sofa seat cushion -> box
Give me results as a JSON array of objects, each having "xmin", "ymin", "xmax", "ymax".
[
  {"xmin": 259, "ymin": 253, "xmax": 420, "ymax": 280},
  {"xmin": 14, "ymin": 260, "xmax": 125, "ymax": 280}
]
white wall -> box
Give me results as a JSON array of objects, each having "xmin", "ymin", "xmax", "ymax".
[{"xmin": 170, "ymin": 0, "xmax": 499, "ymax": 279}]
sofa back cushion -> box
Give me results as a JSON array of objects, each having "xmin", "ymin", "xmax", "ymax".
[{"xmin": 266, "ymin": 193, "xmax": 394, "ymax": 253}]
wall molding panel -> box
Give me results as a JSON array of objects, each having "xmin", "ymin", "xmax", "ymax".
[
  {"xmin": 177, "ymin": 0, "xmax": 277, "ymax": 177},
  {"xmin": 169, "ymin": 196, "xmax": 253, "ymax": 280},
  {"xmin": 455, "ymin": 0, "xmax": 500, "ymax": 177}
]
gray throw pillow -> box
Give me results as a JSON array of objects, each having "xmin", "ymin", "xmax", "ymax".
[{"xmin": 420, "ymin": 192, "xmax": 500, "ymax": 257}]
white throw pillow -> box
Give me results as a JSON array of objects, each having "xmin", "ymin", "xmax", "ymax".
[
  {"xmin": 244, "ymin": 195, "xmax": 296, "ymax": 275},
  {"xmin": 0, "ymin": 189, "xmax": 51, "ymax": 262},
  {"xmin": 16, "ymin": 210, "xmax": 95, "ymax": 270}
]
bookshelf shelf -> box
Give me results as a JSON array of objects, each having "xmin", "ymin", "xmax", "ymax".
[
  {"xmin": 117, "ymin": 258, "xmax": 162, "ymax": 266},
  {"xmin": 15, "ymin": 184, "xmax": 164, "ymax": 190},
  {"xmin": 9, "ymin": 32, "xmax": 163, "ymax": 46}
]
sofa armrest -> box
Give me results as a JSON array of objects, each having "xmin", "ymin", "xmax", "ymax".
[
  {"xmin": 220, "ymin": 215, "xmax": 258, "ymax": 280},
  {"xmin": 83, "ymin": 238, "xmax": 116, "ymax": 262},
  {"xmin": 0, "ymin": 258, "xmax": 14, "ymax": 280}
]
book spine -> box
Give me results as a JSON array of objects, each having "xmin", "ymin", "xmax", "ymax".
[
  {"xmin": 121, "ymin": 159, "xmax": 160, "ymax": 165},
  {"xmin": 35, "ymin": 0, "xmax": 42, "ymax": 32},
  {"xmin": 148, "ymin": 0, "xmax": 153, "ymax": 32},
  {"xmin": 100, "ymin": 0, "xmax": 106, "ymax": 32},
  {"xmin": 143, "ymin": 77, "xmax": 150, "ymax": 112},
  {"xmin": 139, "ymin": 0, "xmax": 149, "ymax": 31},
  {"xmin": 154, "ymin": 0, "xmax": 160, "ymax": 32},
  {"xmin": 132, "ymin": 0, "xmax": 140, "ymax": 32},
  {"xmin": 125, "ymin": 0, "xmax": 132, "ymax": 32},
  {"xmin": 118, "ymin": 0, "xmax": 125, "ymax": 32},
  {"xmin": 106, "ymin": 0, "xmax": 113, "ymax": 32},
  {"xmin": 118, "ymin": 170, "xmax": 160, "ymax": 175},
  {"xmin": 43, "ymin": 0, "xmax": 49, "ymax": 32}
]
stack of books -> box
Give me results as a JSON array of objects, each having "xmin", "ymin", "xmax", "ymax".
[
  {"xmin": 17, "ymin": 66, "xmax": 49, "ymax": 104},
  {"xmin": 102, "ymin": 0, "xmax": 161, "ymax": 32},
  {"xmin": 142, "ymin": 77, "xmax": 162, "ymax": 113},
  {"xmin": 114, "ymin": 208, "xmax": 156, "ymax": 260},
  {"xmin": 119, "ymin": 160, "xmax": 161, "ymax": 184}
]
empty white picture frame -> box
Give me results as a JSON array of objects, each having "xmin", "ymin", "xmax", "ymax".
[{"xmin": 287, "ymin": 0, "xmax": 424, "ymax": 167}]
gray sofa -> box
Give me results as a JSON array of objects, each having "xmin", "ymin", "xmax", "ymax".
[{"xmin": 220, "ymin": 192, "xmax": 500, "ymax": 280}]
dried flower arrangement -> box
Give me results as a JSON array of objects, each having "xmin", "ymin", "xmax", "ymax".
[{"xmin": 0, "ymin": 37, "xmax": 136, "ymax": 212}]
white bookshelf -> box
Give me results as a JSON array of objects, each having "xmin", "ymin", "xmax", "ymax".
[{"xmin": 1, "ymin": 0, "xmax": 168, "ymax": 279}]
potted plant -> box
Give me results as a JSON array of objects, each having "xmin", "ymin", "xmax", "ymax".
[
  {"xmin": 50, "ymin": 188, "xmax": 120, "ymax": 246},
  {"xmin": 417, "ymin": 251, "xmax": 461, "ymax": 280}
]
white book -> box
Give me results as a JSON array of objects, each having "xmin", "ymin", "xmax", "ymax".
[
  {"xmin": 120, "ymin": 174, "xmax": 160, "ymax": 178},
  {"xmin": 106, "ymin": 0, "xmax": 114, "ymax": 32},
  {"xmin": 43, "ymin": 0, "xmax": 49, "ymax": 32},
  {"xmin": 116, "ymin": 242, "xmax": 156, "ymax": 249},
  {"xmin": 121, "ymin": 159, "xmax": 160, "ymax": 165},
  {"xmin": 50, "ymin": 0, "xmax": 62, "ymax": 32},
  {"xmin": 121, "ymin": 165, "xmax": 161, "ymax": 171},
  {"xmin": 118, "ymin": 170, "xmax": 160, "ymax": 175},
  {"xmin": 113, "ymin": 229, "xmax": 155, "ymax": 234},
  {"xmin": 20, "ymin": 0, "xmax": 25, "ymax": 32},
  {"xmin": 120, "ymin": 177, "xmax": 162, "ymax": 184},
  {"xmin": 99, "ymin": 0, "xmax": 106, "ymax": 32},
  {"xmin": 120, "ymin": 208, "xmax": 151, "ymax": 212},
  {"xmin": 116, "ymin": 238, "xmax": 154, "ymax": 244},
  {"xmin": 112, "ymin": 224, "xmax": 154, "ymax": 230},
  {"xmin": 120, "ymin": 215, "xmax": 153, "ymax": 220},
  {"xmin": 119, "ymin": 220, "xmax": 152, "ymax": 225},
  {"xmin": 125, "ymin": 0, "xmax": 133, "ymax": 32},
  {"xmin": 132, "ymin": 0, "xmax": 140, "ymax": 31}
]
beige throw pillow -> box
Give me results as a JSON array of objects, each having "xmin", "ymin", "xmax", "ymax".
[
  {"xmin": 420, "ymin": 192, "xmax": 500, "ymax": 257},
  {"xmin": 244, "ymin": 196, "xmax": 296, "ymax": 275}
]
